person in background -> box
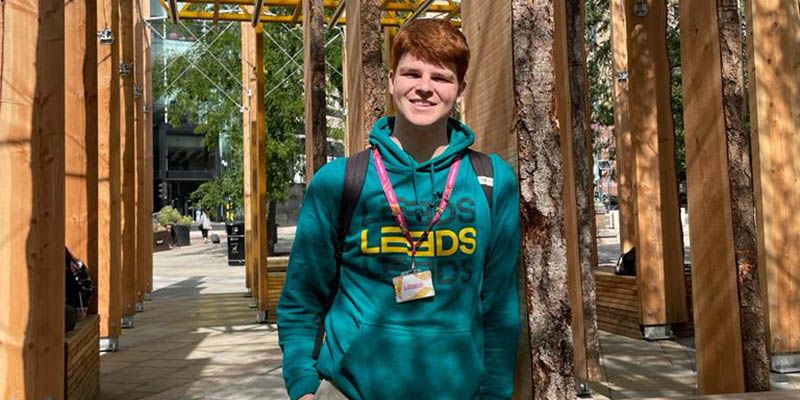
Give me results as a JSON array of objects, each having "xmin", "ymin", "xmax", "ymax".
[{"xmin": 198, "ymin": 209, "xmax": 212, "ymax": 244}]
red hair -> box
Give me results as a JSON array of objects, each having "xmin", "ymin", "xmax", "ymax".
[{"xmin": 391, "ymin": 19, "xmax": 470, "ymax": 83}]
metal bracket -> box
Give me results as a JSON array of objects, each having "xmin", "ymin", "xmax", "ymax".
[
  {"xmin": 134, "ymin": 85, "xmax": 143, "ymax": 98},
  {"xmin": 617, "ymin": 70, "xmax": 629, "ymax": 82},
  {"xmin": 98, "ymin": 27, "xmax": 115, "ymax": 45},
  {"xmin": 243, "ymin": 289, "xmax": 253, "ymax": 298},
  {"xmin": 121, "ymin": 315, "xmax": 135, "ymax": 329},
  {"xmin": 634, "ymin": 0, "xmax": 648, "ymax": 17},
  {"xmin": 100, "ymin": 336, "xmax": 120, "ymax": 352},
  {"xmin": 143, "ymin": 104, "xmax": 152, "ymax": 114},
  {"xmin": 643, "ymin": 324, "xmax": 673, "ymax": 340},
  {"xmin": 771, "ymin": 353, "xmax": 800, "ymax": 374},
  {"xmin": 135, "ymin": 302, "xmax": 144, "ymax": 312},
  {"xmin": 576, "ymin": 379, "xmax": 592, "ymax": 398},
  {"xmin": 119, "ymin": 62, "xmax": 133, "ymax": 77},
  {"xmin": 256, "ymin": 310, "xmax": 268, "ymax": 324},
  {"xmin": 248, "ymin": 300, "xmax": 259, "ymax": 309}
]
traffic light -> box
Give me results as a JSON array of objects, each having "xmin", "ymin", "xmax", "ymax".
[{"xmin": 158, "ymin": 181, "xmax": 168, "ymax": 200}]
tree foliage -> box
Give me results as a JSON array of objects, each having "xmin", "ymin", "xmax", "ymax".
[{"xmin": 153, "ymin": 17, "xmax": 344, "ymax": 220}]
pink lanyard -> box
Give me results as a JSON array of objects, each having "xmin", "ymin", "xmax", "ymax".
[{"xmin": 372, "ymin": 147, "xmax": 461, "ymax": 270}]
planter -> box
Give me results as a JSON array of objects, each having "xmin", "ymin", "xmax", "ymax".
[{"xmin": 172, "ymin": 224, "xmax": 191, "ymax": 246}]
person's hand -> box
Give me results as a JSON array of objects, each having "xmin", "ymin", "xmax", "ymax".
[{"xmin": 299, "ymin": 395, "xmax": 314, "ymax": 400}]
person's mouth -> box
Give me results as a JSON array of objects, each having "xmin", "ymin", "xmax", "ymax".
[{"xmin": 409, "ymin": 98, "xmax": 436, "ymax": 107}]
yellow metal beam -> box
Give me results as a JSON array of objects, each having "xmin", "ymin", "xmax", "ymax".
[
  {"xmin": 175, "ymin": 0, "xmax": 458, "ymax": 13},
  {"xmin": 179, "ymin": 9, "xmax": 453, "ymax": 26}
]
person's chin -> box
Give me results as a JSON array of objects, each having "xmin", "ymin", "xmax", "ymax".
[{"xmin": 403, "ymin": 112, "xmax": 445, "ymax": 128}]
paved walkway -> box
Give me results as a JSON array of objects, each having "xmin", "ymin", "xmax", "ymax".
[{"xmin": 99, "ymin": 228, "xmax": 800, "ymax": 399}]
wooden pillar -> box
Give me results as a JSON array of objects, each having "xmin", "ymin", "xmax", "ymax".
[
  {"xmin": 625, "ymin": 0, "xmax": 688, "ymax": 330},
  {"xmin": 681, "ymin": 0, "xmax": 770, "ymax": 393},
  {"xmin": 555, "ymin": 0, "xmax": 602, "ymax": 383},
  {"xmin": 746, "ymin": 0, "xmax": 800, "ymax": 371},
  {"xmin": 344, "ymin": 0, "xmax": 383, "ymax": 155},
  {"xmin": 254, "ymin": 26, "xmax": 270, "ymax": 322},
  {"xmin": 461, "ymin": 1, "xmax": 517, "ymax": 166},
  {"xmin": 464, "ymin": 0, "xmax": 578, "ymax": 397},
  {"xmin": 142, "ymin": 0, "xmax": 154, "ymax": 298},
  {"xmin": 118, "ymin": 0, "xmax": 137, "ymax": 327},
  {"xmin": 0, "ymin": 0, "xmax": 65, "ymax": 397},
  {"xmin": 303, "ymin": 0, "xmax": 327, "ymax": 181},
  {"xmin": 66, "ymin": 0, "xmax": 99, "ymax": 315},
  {"xmin": 97, "ymin": 0, "xmax": 123, "ymax": 348},
  {"xmin": 242, "ymin": 23, "xmax": 255, "ymax": 297},
  {"xmin": 134, "ymin": 0, "xmax": 147, "ymax": 312},
  {"xmin": 610, "ymin": 0, "xmax": 635, "ymax": 254}
]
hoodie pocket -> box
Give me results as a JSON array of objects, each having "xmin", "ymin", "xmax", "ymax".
[{"xmin": 339, "ymin": 321, "xmax": 485, "ymax": 400}]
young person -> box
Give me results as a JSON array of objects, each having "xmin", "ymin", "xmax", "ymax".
[
  {"xmin": 278, "ymin": 19, "xmax": 521, "ymax": 400},
  {"xmin": 198, "ymin": 210, "xmax": 212, "ymax": 244}
]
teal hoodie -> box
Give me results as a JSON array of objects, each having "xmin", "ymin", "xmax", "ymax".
[{"xmin": 278, "ymin": 117, "xmax": 520, "ymax": 400}]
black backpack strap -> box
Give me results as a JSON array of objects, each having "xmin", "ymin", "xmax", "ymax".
[
  {"xmin": 337, "ymin": 148, "xmax": 372, "ymax": 258},
  {"xmin": 313, "ymin": 148, "xmax": 371, "ymax": 360},
  {"xmin": 468, "ymin": 149, "xmax": 494, "ymax": 209}
]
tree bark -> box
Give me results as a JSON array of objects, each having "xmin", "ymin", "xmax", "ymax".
[
  {"xmin": 512, "ymin": 1, "xmax": 577, "ymax": 398},
  {"xmin": 565, "ymin": 0, "xmax": 602, "ymax": 381},
  {"xmin": 718, "ymin": 0, "xmax": 770, "ymax": 391},
  {"xmin": 303, "ymin": 0, "xmax": 327, "ymax": 181}
]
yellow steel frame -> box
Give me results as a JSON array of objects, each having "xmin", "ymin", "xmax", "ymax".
[{"xmin": 158, "ymin": 0, "xmax": 461, "ymax": 27}]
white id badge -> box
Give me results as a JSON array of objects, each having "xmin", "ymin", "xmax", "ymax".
[{"xmin": 393, "ymin": 269, "xmax": 436, "ymax": 303}]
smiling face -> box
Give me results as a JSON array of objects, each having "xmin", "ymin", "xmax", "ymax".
[{"xmin": 388, "ymin": 53, "xmax": 465, "ymax": 128}]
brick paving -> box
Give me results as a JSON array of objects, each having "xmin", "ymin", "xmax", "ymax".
[{"xmin": 99, "ymin": 227, "xmax": 800, "ymax": 399}]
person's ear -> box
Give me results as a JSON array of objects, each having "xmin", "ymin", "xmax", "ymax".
[
  {"xmin": 457, "ymin": 80, "xmax": 467, "ymax": 101},
  {"xmin": 388, "ymin": 70, "xmax": 395, "ymax": 96}
]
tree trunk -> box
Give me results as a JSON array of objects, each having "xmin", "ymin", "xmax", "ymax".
[
  {"xmin": 565, "ymin": 0, "xmax": 602, "ymax": 381},
  {"xmin": 511, "ymin": 1, "xmax": 577, "ymax": 399},
  {"xmin": 303, "ymin": 0, "xmax": 327, "ymax": 181},
  {"xmin": 718, "ymin": 0, "xmax": 770, "ymax": 391}
]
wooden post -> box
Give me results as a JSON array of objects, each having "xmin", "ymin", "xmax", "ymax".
[
  {"xmin": 344, "ymin": 0, "xmax": 383, "ymax": 155},
  {"xmin": 461, "ymin": 1, "xmax": 517, "ymax": 167},
  {"xmin": 625, "ymin": 0, "xmax": 688, "ymax": 331},
  {"xmin": 242, "ymin": 23, "xmax": 255, "ymax": 297},
  {"xmin": 66, "ymin": 0, "xmax": 99, "ymax": 315},
  {"xmin": 610, "ymin": 0, "xmax": 635, "ymax": 254},
  {"xmin": 254, "ymin": 26, "xmax": 270, "ymax": 322},
  {"xmin": 0, "ymin": 0, "xmax": 65, "ymax": 397},
  {"xmin": 681, "ymin": 0, "xmax": 770, "ymax": 393},
  {"xmin": 746, "ymin": 0, "xmax": 800, "ymax": 372},
  {"xmin": 134, "ymin": 0, "xmax": 147, "ymax": 312},
  {"xmin": 511, "ymin": 1, "xmax": 577, "ymax": 397},
  {"xmin": 97, "ymin": 0, "xmax": 123, "ymax": 349},
  {"xmin": 556, "ymin": 0, "xmax": 602, "ymax": 383},
  {"xmin": 142, "ymin": 0, "xmax": 154, "ymax": 298},
  {"xmin": 303, "ymin": 0, "xmax": 327, "ymax": 181},
  {"xmin": 119, "ymin": 0, "xmax": 138, "ymax": 327}
]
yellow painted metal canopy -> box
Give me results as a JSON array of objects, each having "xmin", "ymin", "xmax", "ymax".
[{"xmin": 158, "ymin": 0, "xmax": 461, "ymax": 27}]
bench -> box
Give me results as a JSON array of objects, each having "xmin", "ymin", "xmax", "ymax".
[{"xmin": 65, "ymin": 314, "xmax": 99, "ymax": 399}]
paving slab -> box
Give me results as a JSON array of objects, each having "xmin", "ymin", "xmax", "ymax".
[{"xmin": 98, "ymin": 228, "xmax": 800, "ymax": 399}]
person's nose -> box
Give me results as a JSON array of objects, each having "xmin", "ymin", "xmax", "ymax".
[{"xmin": 415, "ymin": 77, "xmax": 434, "ymax": 99}]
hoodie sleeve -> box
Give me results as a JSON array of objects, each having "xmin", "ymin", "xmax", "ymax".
[
  {"xmin": 480, "ymin": 155, "xmax": 521, "ymax": 400},
  {"xmin": 277, "ymin": 159, "xmax": 346, "ymax": 400}
]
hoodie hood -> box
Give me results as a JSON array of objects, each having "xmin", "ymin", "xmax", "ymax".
[{"xmin": 368, "ymin": 116, "xmax": 476, "ymax": 173}]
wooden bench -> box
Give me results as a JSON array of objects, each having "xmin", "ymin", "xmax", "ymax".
[
  {"xmin": 594, "ymin": 265, "xmax": 695, "ymax": 339},
  {"xmin": 265, "ymin": 256, "xmax": 289, "ymax": 323},
  {"xmin": 65, "ymin": 314, "xmax": 99, "ymax": 400}
]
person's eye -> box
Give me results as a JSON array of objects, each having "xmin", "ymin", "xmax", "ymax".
[{"xmin": 404, "ymin": 72, "xmax": 421, "ymax": 78}]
